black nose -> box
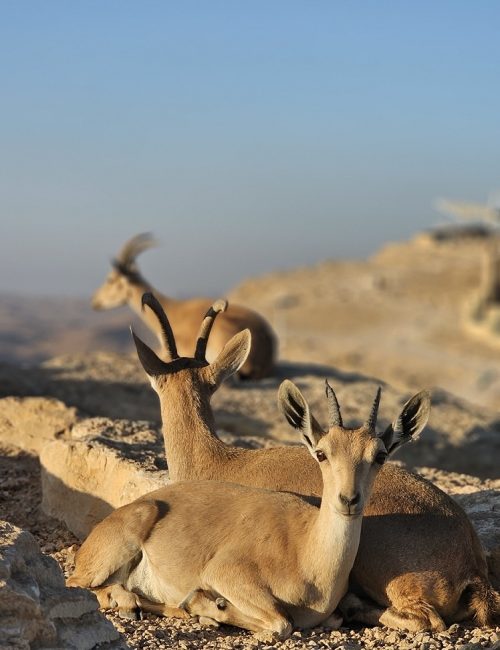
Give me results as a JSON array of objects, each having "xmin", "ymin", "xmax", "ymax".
[{"xmin": 339, "ymin": 492, "xmax": 360, "ymax": 507}]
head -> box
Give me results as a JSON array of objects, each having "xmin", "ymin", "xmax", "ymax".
[
  {"xmin": 278, "ymin": 380, "xmax": 431, "ymax": 517},
  {"xmin": 92, "ymin": 233, "xmax": 157, "ymax": 310},
  {"xmin": 131, "ymin": 292, "xmax": 252, "ymax": 407}
]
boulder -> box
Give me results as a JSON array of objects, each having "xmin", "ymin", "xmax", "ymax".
[
  {"xmin": 454, "ymin": 489, "xmax": 500, "ymax": 590},
  {"xmin": 0, "ymin": 520, "xmax": 124, "ymax": 649},
  {"xmin": 418, "ymin": 466, "xmax": 500, "ymax": 589},
  {"xmin": 0, "ymin": 396, "xmax": 77, "ymax": 454},
  {"xmin": 41, "ymin": 418, "xmax": 168, "ymax": 539}
]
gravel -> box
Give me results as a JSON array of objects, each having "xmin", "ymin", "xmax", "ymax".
[{"xmin": 1, "ymin": 444, "xmax": 499, "ymax": 650}]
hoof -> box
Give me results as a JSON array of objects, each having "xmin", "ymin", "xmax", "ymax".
[
  {"xmin": 118, "ymin": 607, "xmax": 142, "ymax": 620},
  {"xmin": 278, "ymin": 621, "xmax": 293, "ymax": 640},
  {"xmin": 339, "ymin": 593, "xmax": 364, "ymax": 620},
  {"xmin": 322, "ymin": 612, "xmax": 343, "ymax": 629}
]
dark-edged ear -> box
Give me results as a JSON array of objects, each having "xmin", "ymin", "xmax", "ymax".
[
  {"xmin": 379, "ymin": 390, "xmax": 431, "ymax": 455},
  {"xmin": 277, "ymin": 380, "xmax": 325, "ymax": 454},
  {"xmin": 209, "ymin": 330, "xmax": 251, "ymax": 387},
  {"xmin": 131, "ymin": 328, "xmax": 169, "ymax": 377}
]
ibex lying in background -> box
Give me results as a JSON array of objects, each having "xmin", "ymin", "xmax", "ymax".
[
  {"xmin": 131, "ymin": 293, "xmax": 500, "ymax": 632},
  {"xmin": 91, "ymin": 233, "xmax": 276, "ymax": 379},
  {"xmin": 68, "ymin": 383, "xmax": 411, "ymax": 638}
]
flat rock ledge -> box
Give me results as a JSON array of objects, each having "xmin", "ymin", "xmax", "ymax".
[
  {"xmin": 41, "ymin": 418, "xmax": 168, "ymax": 539},
  {"xmin": 418, "ymin": 466, "xmax": 500, "ymax": 590},
  {"xmin": 0, "ymin": 396, "xmax": 78, "ymax": 454},
  {"xmin": 40, "ymin": 418, "xmax": 500, "ymax": 590},
  {"xmin": 0, "ymin": 520, "xmax": 124, "ymax": 649}
]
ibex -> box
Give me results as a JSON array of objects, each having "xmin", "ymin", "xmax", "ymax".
[
  {"xmin": 130, "ymin": 293, "xmax": 500, "ymax": 631},
  {"xmin": 68, "ymin": 382, "xmax": 414, "ymax": 638},
  {"xmin": 91, "ymin": 233, "xmax": 276, "ymax": 379}
]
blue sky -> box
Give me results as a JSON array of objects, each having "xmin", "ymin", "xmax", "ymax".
[{"xmin": 1, "ymin": 1, "xmax": 499, "ymax": 296}]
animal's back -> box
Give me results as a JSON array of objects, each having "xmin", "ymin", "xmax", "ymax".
[{"xmin": 162, "ymin": 297, "xmax": 277, "ymax": 378}]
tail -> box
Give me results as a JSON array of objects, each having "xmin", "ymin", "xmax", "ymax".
[{"xmin": 469, "ymin": 579, "xmax": 500, "ymax": 626}]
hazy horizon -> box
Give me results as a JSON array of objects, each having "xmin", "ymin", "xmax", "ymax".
[{"xmin": 2, "ymin": 1, "xmax": 499, "ymax": 298}]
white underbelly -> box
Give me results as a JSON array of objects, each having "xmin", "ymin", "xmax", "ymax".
[{"xmin": 125, "ymin": 555, "xmax": 191, "ymax": 606}]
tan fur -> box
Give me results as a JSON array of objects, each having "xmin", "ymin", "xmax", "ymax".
[
  {"xmin": 68, "ymin": 400, "xmax": 393, "ymax": 639},
  {"xmin": 135, "ymin": 309, "xmax": 499, "ymax": 631},
  {"xmin": 91, "ymin": 235, "xmax": 277, "ymax": 379}
]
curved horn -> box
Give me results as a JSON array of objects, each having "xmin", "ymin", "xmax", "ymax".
[
  {"xmin": 194, "ymin": 299, "xmax": 228, "ymax": 361},
  {"xmin": 325, "ymin": 380, "xmax": 343, "ymax": 428},
  {"xmin": 141, "ymin": 293, "xmax": 179, "ymax": 360},
  {"xmin": 115, "ymin": 233, "xmax": 158, "ymax": 268},
  {"xmin": 366, "ymin": 387, "xmax": 382, "ymax": 430},
  {"xmin": 131, "ymin": 328, "xmax": 170, "ymax": 376}
]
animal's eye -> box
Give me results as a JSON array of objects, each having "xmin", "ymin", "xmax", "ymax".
[
  {"xmin": 316, "ymin": 450, "xmax": 327, "ymax": 462},
  {"xmin": 375, "ymin": 451, "xmax": 388, "ymax": 465}
]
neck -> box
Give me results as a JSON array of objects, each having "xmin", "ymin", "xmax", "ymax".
[
  {"xmin": 301, "ymin": 477, "xmax": 364, "ymax": 613},
  {"xmin": 160, "ymin": 385, "xmax": 229, "ymax": 482}
]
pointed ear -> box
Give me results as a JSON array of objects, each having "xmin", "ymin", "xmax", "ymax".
[
  {"xmin": 209, "ymin": 329, "xmax": 251, "ymax": 387},
  {"xmin": 277, "ymin": 380, "xmax": 325, "ymax": 455},
  {"xmin": 131, "ymin": 328, "xmax": 169, "ymax": 377},
  {"xmin": 380, "ymin": 390, "xmax": 431, "ymax": 455}
]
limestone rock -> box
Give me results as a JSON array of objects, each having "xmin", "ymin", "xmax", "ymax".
[
  {"xmin": 41, "ymin": 418, "xmax": 168, "ymax": 538},
  {"xmin": 418, "ymin": 466, "xmax": 500, "ymax": 589},
  {"xmin": 0, "ymin": 396, "xmax": 78, "ymax": 454},
  {"xmin": 454, "ymin": 489, "xmax": 500, "ymax": 589},
  {"xmin": 0, "ymin": 519, "xmax": 124, "ymax": 649}
]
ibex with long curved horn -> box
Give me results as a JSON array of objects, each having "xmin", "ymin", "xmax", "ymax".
[
  {"xmin": 92, "ymin": 233, "xmax": 277, "ymax": 379},
  {"xmin": 68, "ymin": 384, "xmax": 413, "ymax": 639},
  {"xmin": 129, "ymin": 294, "xmax": 500, "ymax": 631}
]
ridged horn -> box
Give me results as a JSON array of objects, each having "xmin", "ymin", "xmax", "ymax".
[
  {"xmin": 114, "ymin": 232, "xmax": 158, "ymax": 268},
  {"xmin": 141, "ymin": 292, "xmax": 179, "ymax": 360},
  {"xmin": 366, "ymin": 387, "xmax": 382, "ymax": 430},
  {"xmin": 194, "ymin": 299, "xmax": 228, "ymax": 361},
  {"xmin": 325, "ymin": 379, "xmax": 343, "ymax": 428}
]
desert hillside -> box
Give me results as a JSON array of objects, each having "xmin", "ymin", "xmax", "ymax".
[{"xmin": 230, "ymin": 231, "xmax": 500, "ymax": 410}]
